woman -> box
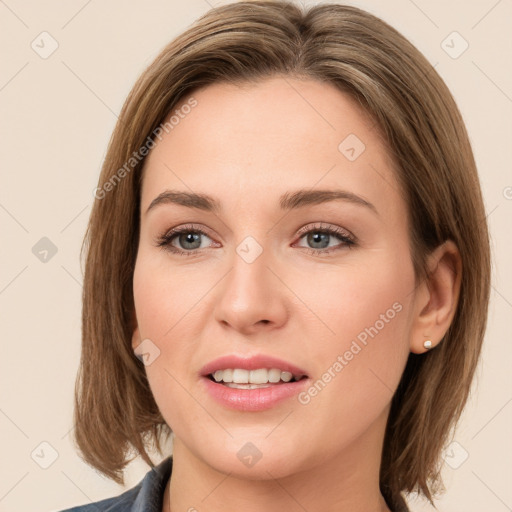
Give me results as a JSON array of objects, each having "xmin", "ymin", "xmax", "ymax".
[{"xmin": 60, "ymin": 1, "xmax": 491, "ymax": 511}]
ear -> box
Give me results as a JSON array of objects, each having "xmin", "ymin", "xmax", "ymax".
[{"xmin": 409, "ymin": 240, "xmax": 462, "ymax": 354}]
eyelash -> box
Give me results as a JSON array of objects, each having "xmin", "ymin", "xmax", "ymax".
[{"xmin": 155, "ymin": 222, "xmax": 356, "ymax": 257}]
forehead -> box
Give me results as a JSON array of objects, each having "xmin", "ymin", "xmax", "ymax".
[{"xmin": 140, "ymin": 77, "xmax": 402, "ymax": 217}]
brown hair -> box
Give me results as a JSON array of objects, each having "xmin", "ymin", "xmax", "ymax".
[{"xmin": 74, "ymin": 1, "xmax": 491, "ymax": 510}]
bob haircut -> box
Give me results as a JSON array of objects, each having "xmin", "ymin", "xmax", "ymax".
[{"xmin": 74, "ymin": 1, "xmax": 491, "ymax": 510}]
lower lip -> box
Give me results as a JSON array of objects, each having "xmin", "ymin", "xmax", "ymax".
[{"xmin": 201, "ymin": 376, "xmax": 309, "ymax": 411}]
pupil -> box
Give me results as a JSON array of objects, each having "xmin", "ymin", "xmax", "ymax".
[
  {"xmin": 308, "ymin": 232, "xmax": 329, "ymax": 249},
  {"xmin": 181, "ymin": 232, "xmax": 201, "ymax": 249}
]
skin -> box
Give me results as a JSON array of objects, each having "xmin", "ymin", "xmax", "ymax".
[{"xmin": 131, "ymin": 77, "xmax": 461, "ymax": 512}]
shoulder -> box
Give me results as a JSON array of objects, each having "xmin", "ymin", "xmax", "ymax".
[{"xmin": 56, "ymin": 457, "xmax": 173, "ymax": 512}]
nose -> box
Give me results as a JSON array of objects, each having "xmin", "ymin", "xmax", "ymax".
[{"xmin": 213, "ymin": 246, "xmax": 289, "ymax": 335}]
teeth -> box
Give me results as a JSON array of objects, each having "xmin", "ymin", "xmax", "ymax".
[
  {"xmin": 224, "ymin": 382, "xmax": 273, "ymax": 389},
  {"xmin": 268, "ymin": 368, "xmax": 281, "ymax": 383},
  {"xmin": 249, "ymin": 368, "xmax": 268, "ymax": 384},
  {"xmin": 211, "ymin": 368, "xmax": 300, "ymax": 385},
  {"xmin": 233, "ymin": 369, "xmax": 249, "ymax": 383},
  {"xmin": 280, "ymin": 371, "xmax": 293, "ymax": 382}
]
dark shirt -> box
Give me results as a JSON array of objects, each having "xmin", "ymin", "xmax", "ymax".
[
  {"xmin": 57, "ymin": 456, "xmax": 410, "ymax": 511},
  {"xmin": 57, "ymin": 456, "xmax": 173, "ymax": 512}
]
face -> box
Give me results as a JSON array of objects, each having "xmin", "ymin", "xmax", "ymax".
[{"xmin": 131, "ymin": 77, "xmax": 418, "ymax": 479}]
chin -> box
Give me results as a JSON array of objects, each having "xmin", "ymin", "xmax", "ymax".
[{"xmin": 189, "ymin": 432, "xmax": 304, "ymax": 480}]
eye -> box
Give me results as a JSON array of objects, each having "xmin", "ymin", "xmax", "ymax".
[
  {"xmin": 293, "ymin": 222, "xmax": 356, "ymax": 256},
  {"xmin": 155, "ymin": 224, "xmax": 217, "ymax": 256},
  {"xmin": 155, "ymin": 222, "xmax": 356, "ymax": 257}
]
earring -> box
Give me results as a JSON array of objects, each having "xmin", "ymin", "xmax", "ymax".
[{"xmin": 423, "ymin": 340, "xmax": 433, "ymax": 350}]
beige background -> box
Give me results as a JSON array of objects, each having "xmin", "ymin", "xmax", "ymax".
[{"xmin": 1, "ymin": 0, "xmax": 511, "ymax": 511}]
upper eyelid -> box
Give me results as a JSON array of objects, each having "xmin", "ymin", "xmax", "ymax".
[
  {"xmin": 163, "ymin": 222, "xmax": 350, "ymax": 235},
  {"xmin": 295, "ymin": 222, "xmax": 354, "ymax": 238},
  {"xmin": 164, "ymin": 223, "xmax": 214, "ymax": 239}
]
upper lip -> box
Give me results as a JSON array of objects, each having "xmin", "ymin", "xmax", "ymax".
[{"xmin": 200, "ymin": 354, "xmax": 309, "ymax": 378}]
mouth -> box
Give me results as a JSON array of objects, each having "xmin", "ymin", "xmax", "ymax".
[
  {"xmin": 207, "ymin": 368, "xmax": 308, "ymax": 389},
  {"xmin": 200, "ymin": 354, "xmax": 310, "ymax": 411}
]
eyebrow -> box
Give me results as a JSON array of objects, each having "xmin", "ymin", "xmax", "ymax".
[{"xmin": 145, "ymin": 188, "xmax": 378, "ymax": 215}]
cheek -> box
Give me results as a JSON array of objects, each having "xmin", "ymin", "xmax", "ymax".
[
  {"xmin": 292, "ymin": 254, "xmax": 414, "ymax": 431},
  {"xmin": 133, "ymin": 250, "xmax": 210, "ymax": 341},
  {"xmin": 295, "ymin": 255, "xmax": 414, "ymax": 402},
  {"xmin": 291, "ymin": 252, "xmax": 414, "ymax": 344},
  {"xmin": 132, "ymin": 253, "xmax": 212, "ymax": 417}
]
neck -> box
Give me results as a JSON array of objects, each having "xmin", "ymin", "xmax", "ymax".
[{"xmin": 163, "ymin": 409, "xmax": 392, "ymax": 512}]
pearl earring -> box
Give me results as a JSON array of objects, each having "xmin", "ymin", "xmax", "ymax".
[{"xmin": 423, "ymin": 340, "xmax": 433, "ymax": 350}]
